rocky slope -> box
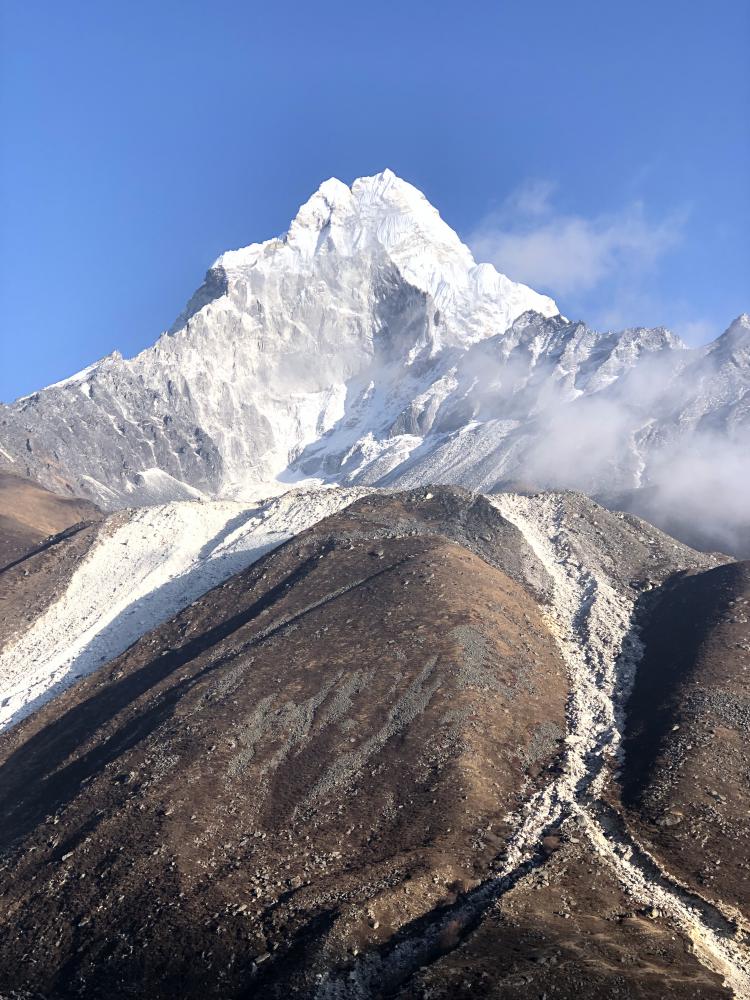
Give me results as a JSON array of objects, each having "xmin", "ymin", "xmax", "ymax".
[
  {"xmin": 623, "ymin": 561, "xmax": 750, "ymax": 920},
  {"xmin": 0, "ymin": 473, "xmax": 103, "ymax": 658},
  {"xmin": 0, "ymin": 171, "xmax": 747, "ymax": 554},
  {"xmin": 0, "ymin": 471, "xmax": 100, "ymax": 570},
  {"xmin": 0, "ymin": 489, "xmax": 568, "ymax": 998},
  {"xmin": 0, "ymin": 487, "xmax": 370, "ymax": 732},
  {"xmin": 1, "ymin": 488, "xmax": 748, "ymax": 999}
]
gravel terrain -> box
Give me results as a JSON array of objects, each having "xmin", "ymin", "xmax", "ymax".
[
  {"xmin": 0, "ymin": 487, "xmax": 747, "ymax": 998},
  {"xmin": 0, "ymin": 471, "xmax": 100, "ymax": 570},
  {"xmin": 0, "ymin": 489, "xmax": 568, "ymax": 998}
]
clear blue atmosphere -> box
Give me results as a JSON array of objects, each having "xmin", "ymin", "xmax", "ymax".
[{"xmin": 1, "ymin": 0, "xmax": 748, "ymax": 400}]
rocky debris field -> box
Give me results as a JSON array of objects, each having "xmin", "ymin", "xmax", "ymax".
[
  {"xmin": 0, "ymin": 487, "xmax": 369, "ymax": 732},
  {"xmin": 0, "ymin": 486, "xmax": 747, "ymax": 999},
  {"xmin": 623, "ymin": 561, "xmax": 750, "ymax": 920}
]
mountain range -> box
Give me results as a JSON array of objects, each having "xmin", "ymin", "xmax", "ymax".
[
  {"xmin": 1, "ymin": 169, "xmax": 748, "ymax": 554},
  {"xmin": 0, "ymin": 172, "xmax": 749, "ymax": 1000}
]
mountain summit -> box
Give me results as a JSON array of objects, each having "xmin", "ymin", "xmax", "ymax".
[
  {"xmin": 0, "ymin": 171, "xmax": 556, "ymax": 501},
  {"xmin": 265, "ymin": 169, "xmax": 557, "ymax": 336},
  {"xmin": 0, "ymin": 171, "xmax": 747, "ymax": 553}
]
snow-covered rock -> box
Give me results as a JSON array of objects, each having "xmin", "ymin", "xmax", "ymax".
[
  {"xmin": 0, "ymin": 170, "xmax": 555, "ymax": 504},
  {"xmin": 0, "ymin": 172, "xmax": 747, "ymax": 551}
]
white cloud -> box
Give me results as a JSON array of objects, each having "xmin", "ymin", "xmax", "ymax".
[
  {"xmin": 500, "ymin": 179, "xmax": 557, "ymax": 219},
  {"xmin": 468, "ymin": 181, "xmax": 686, "ymax": 299}
]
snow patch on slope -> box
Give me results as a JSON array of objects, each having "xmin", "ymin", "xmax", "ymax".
[{"xmin": 0, "ymin": 488, "xmax": 368, "ymax": 732}]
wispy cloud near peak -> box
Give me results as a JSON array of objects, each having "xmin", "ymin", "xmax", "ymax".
[{"xmin": 468, "ymin": 181, "xmax": 686, "ymax": 301}]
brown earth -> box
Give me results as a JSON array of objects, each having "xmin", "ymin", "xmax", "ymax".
[
  {"xmin": 0, "ymin": 470, "xmax": 101, "ymax": 570},
  {"xmin": 622, "ymin": 561, "xmax": 750, "ymax": 922},
  {"xmin": 397, "ymin": 821, "xmax": 731, "ymax": 999},
  {"xmin": 0, "ymin": 489, "xmax": 743, "ymax": 999},
  {"xmin": 0, "ymin": 491, "xmax": 569, "ymax": 999},
  {"xmin": 0, "ymin": 471, "xmax": 104, "ymax": 653}
]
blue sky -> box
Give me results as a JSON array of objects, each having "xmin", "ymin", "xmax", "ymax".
[{"xmin": 1, "ymin": 0, "xmax": 748, "ymax": 401}]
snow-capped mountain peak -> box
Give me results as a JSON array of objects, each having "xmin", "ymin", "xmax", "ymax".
[
  {"xmin": 707, "ymin": 312, "xmax": 750, "ymax": 362},
  {"xmin": 284, "ymin": 169, "xmax": 471, "ymax": 269},
  {"xmin": 0, "ymin": 172, "xmax": 747, "ymax": 554},
  {"xmin": 213, "ymin": 169, "xmax": 558, "ymax": 349}
]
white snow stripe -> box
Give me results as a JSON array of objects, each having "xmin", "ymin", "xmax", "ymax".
[
  {"xmin": 0, "ymin": 488, "xmax": 368, "ymax": 733},
  {"xmin": 490, "ymin": 493, "xmax": 750, "ymax": 998}
]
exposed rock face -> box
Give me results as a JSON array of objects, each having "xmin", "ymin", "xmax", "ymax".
[
  {"xmin": 0, "ymin": 171, "xmax": 556, "ymax": 506},
  {"xmin": 0, "ymin": 171, "xmax": 747, "ymax": 553}
]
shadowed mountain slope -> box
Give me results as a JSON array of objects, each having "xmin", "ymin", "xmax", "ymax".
[
  {"xmin": 0, "ymin": 472, "xmax": 103, "ymax": 654},
  {"xmin": 0, "ymin": 490, "xmax": 568, "ymax": 998},
  {"xmin": 395, "ymin": 835, "xmax": 733, "ymax": 1000},
  {"xmin": 623, "ymin": 561, "xmax": 750, "ymax": 920}
]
